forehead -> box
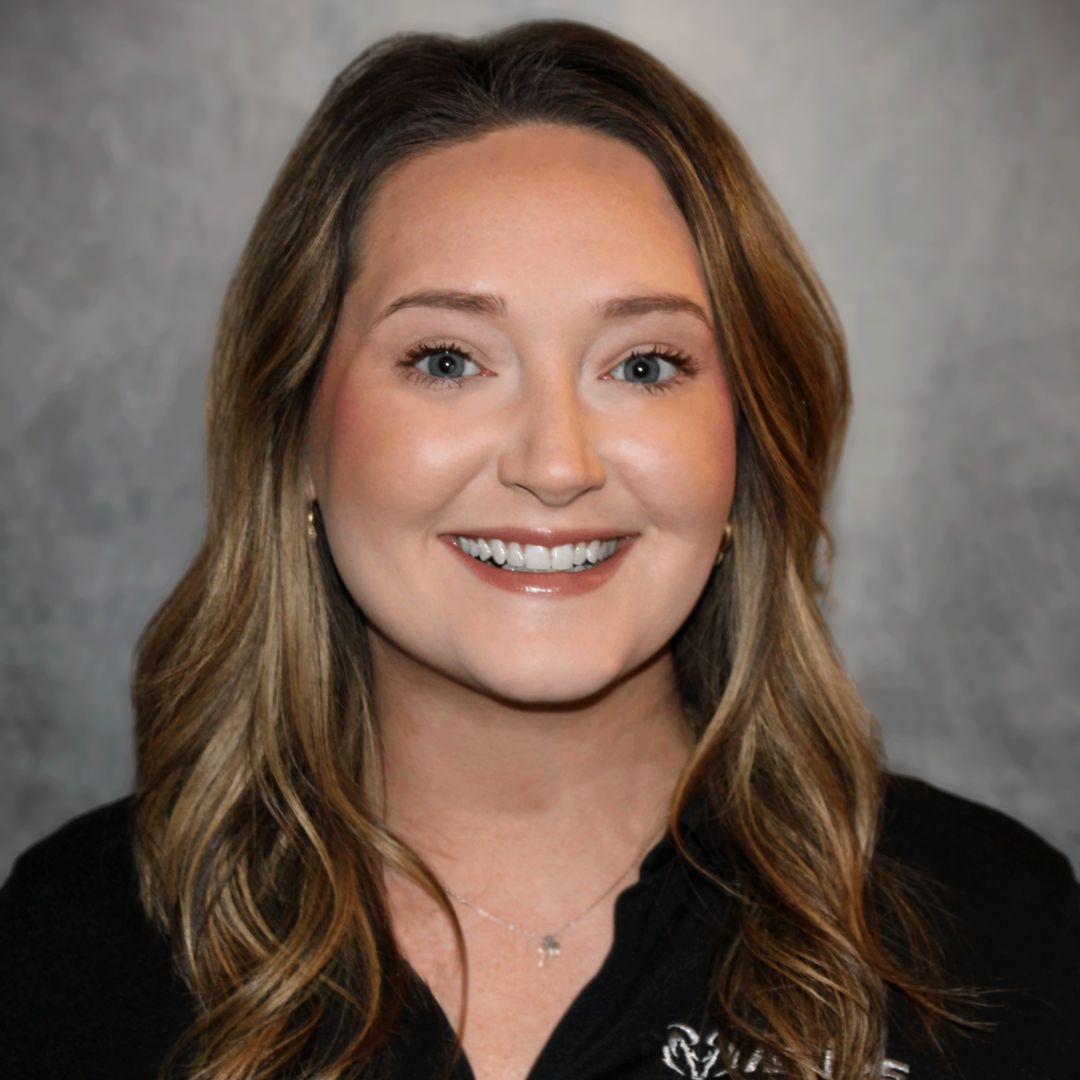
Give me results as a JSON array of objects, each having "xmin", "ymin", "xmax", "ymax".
[{"xmin": 353, "ymin": 124, "xmax": 709, "ymax": 319}]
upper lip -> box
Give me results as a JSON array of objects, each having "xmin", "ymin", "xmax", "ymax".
[{"xmin": 443, "ymin": 527, "xmax": 636, "ymax": 546}]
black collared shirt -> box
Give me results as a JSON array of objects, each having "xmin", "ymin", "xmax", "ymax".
[{"xmin": 2, "ymin": 776, "xmax": 1078, "ymax": 1079}]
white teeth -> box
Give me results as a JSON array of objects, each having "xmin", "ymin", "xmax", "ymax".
[
  {"xmin": 455, "ymin": 535, "xmax": 624, "ymax": 573},
  {"xmin": 524, "ymin": 544, "xmax": 551, "ymax": 571},
  {"xmin": 551, "ymin": 543, "xmax": 574, "ymax": 570}
]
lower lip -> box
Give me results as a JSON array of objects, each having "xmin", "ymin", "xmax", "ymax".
[{"xmin": 442, "ymin": 537, "xmax": 635, "ymax": 596}]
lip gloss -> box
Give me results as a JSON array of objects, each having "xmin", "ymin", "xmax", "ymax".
[{"xmin": 441, "ymin": 535, "xmax": 635, "ymax": 597}]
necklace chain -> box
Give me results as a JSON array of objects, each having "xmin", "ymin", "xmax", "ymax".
[{"xmin": 443, "ymin": 820, "xmax": 666, "ymax": 968}]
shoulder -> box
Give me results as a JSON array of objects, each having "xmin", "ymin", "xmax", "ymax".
[
  {"xmin": 4, "ymin": 796, "xmax": 136, "ymax": 904},
  {"xmin": 878, "ymin": 773, "xmax": 1080, "ymax": 1076},
  {"xmin": 0, "ymin": 798, "xmax": 193, "ymax": 1079},
  {"xmin": 1, "ymin": 798, "xmax": 150, "ymax": 973},
  {"xmin": 879, "ymin": 772, "xmax": 1077, "ymax": 913},
  {"xmin": 1, "ymin": 798, "xmax": 155, "ymax": 970}
]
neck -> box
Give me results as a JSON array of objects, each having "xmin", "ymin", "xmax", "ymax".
[{"xmin": 371, "ymin": 633, "xmax": 695, "ymax": 899}]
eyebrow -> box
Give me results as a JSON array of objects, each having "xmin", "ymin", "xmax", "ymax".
[{"xmin": 372, "ymin": 289, "xmax": 713, "ymax": 329}]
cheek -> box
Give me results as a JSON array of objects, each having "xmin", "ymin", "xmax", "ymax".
[
  {"xmin": 621, "ymin": 389, "xmax": 737, "ymax": 538},
  {"xmin": 319, "ymin": 377, "xmax": 473, "ymax": 530},
  {"xmin": 313, "ymin": 377, "xmax": 480, "ymax": 621}
]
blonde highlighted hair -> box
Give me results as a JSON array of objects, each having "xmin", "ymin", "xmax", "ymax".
[{"xmin": 133, "ymin": 19, "xmax": 975, "ymax": 1080}]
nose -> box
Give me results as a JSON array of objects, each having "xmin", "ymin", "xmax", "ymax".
[{"xmin": 496, "ymin": 365, "xmax": 606, "ymax": 506}]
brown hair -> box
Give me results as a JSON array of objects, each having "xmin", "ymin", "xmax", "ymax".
[{"xmin": 133, "ymin": 18, "xmax": 976, "ymax": 1080}]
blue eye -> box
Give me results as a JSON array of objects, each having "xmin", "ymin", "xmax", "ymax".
[
  {"xmin": 611, "ymin": 348, "xmax": 694, "ymax": 392},
  {"xmin": 400, "ymin": 341, "xmax": 482, "ymax": 388}
]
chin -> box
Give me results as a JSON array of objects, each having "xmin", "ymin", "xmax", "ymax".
[{"xmin": 459, "ymin": 649, "xmax": 636, "ymax": 707}]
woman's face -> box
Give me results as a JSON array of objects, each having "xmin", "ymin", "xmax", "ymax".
[{"xmin": 306, "ymin": 124, "xmax": 737, "ymax": 704}]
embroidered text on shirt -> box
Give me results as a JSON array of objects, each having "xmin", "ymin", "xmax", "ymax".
[{"xmin": 660, "ymin": 1023, "xmax": 910, "ymax": 1078}]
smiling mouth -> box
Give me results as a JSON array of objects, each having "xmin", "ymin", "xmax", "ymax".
[{"xmin": 454, "ymin": 535, "xmax": 623, "ymax": 573}]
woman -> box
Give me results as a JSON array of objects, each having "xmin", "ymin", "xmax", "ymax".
[{"xmin": 2, "ymin": 17, "xmax": 1076, "ymax": 1080}]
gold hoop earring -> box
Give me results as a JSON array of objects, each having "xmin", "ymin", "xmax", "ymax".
[
  {"xmin": 714, "ymin": 522, "xmax": 733, "ymax": 566},
  {"xmin": 306, "ymin": 504, "xmax": 318, "ymax": 542}
]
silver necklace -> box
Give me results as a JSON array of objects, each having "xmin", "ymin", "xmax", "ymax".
[{"xmin": 444, "ymin": 823, "xmax": 665, "ymax": 968}]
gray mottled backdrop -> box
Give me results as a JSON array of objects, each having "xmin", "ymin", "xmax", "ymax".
[{"xmin": 2, "ymin": 0, "xmax": 1078, "ymax": 877}]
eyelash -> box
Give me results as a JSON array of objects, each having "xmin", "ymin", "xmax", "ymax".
[{"xmin": 398, "ymin": 339, "xmax": 700, "ymax": 394}]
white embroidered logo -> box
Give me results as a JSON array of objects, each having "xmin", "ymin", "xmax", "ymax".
[
  {"xmin": 662, "ymin": 1023, "xmax": 723, "ymax": 1078},
  {"xmin": 660, "ymin": 1023, "xmax": 911, "ymax": 1078}
]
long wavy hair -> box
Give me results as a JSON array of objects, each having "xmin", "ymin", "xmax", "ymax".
[{"xmin": 133, "ymin": 18, "xmax": 975, "ymax": 1080}]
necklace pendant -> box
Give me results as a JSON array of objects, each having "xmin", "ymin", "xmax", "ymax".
[{"xmin": 537, "ymin": 935, "xmax": 561, "ymax": 967}]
